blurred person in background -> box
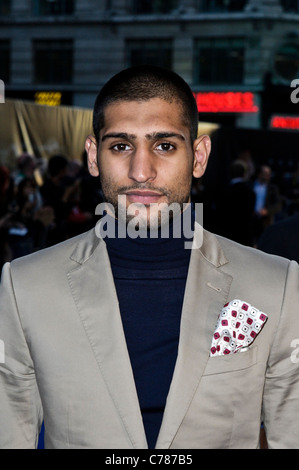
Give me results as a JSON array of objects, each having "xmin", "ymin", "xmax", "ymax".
[
  {"xmin": 13, "ymin": 153, "xmax": 37, "ymax": 186},
  {"xmin": 252, "ymin": 165, "xmax": 281, "ymax": 243},
  {"xmin": 8, "ymin": 177, "xmax": 54, "ymax": 259},
  {"xmin": 216, "ymin": 159, "xmax": 256, "ymax": 246},
  {"xmin": 237, "ymin": 149, "xmax": 255, "ymax": 181},
  {"xmin": 0, "ymin": 166, "xmax": 14, "ymax": 269},
  {"xmin": 258, "ymin": 211, "xmax": 299, "ymax": 264},
  {"xmin": 40, "ymin": 154, "xmax": 79, "ymax": 245}
]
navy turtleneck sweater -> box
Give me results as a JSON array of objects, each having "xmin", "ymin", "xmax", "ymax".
[{"xmin": 103, "ymin": 207, "xmax": 194, "ymax": 449}]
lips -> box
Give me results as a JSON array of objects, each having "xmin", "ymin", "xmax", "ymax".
[{"xmin": 125, "ymin": 190, "xmax": 163, "ymax": 204}]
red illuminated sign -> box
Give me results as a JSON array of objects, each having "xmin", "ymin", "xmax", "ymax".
[
  {"xmin": 271, "ymin": 116, "xmax": 299, "ymax": 130},
  {"xmin": 193, "ymin": 91, "xmax": 258, "ymax": 113}
]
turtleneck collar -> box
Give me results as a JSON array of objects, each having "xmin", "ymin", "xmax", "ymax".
[{"xmin": 102, "ymin": 203, "xmax": 195, "ymax": 269}]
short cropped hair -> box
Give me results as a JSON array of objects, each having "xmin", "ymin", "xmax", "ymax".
[{"xmin": 92, "ymin": 65, "xmax": 199, "ymax": 145}]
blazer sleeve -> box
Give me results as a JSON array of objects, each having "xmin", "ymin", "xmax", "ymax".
[
  {"xmin": 0, "ymin": 262, "xmax": 43, "ymax": 448},
  {"xmin": 262, "ymin": 260, "xmax": 299, "ymax": 448}
]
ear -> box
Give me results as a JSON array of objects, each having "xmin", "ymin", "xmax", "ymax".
[
  {"xmin": 85, "ymin": 135, "xmax": 99, "ymax": 177},
  {"xmin": 192, "ymin": 135, "xmax": 211, "ymax": 178}
]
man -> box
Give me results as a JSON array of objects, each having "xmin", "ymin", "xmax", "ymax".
[
  {"xmin": 0, "ymin": 66, "xmax": 299, "ymax": 449},
  {"xmin": 258, "ymin": 212, "xmax": 299, "ymax": 263},
  {"xmin": 252, "ymin": 165, "xmax": 281, "ymax": 242},
  {"xmin": 216, "ymin": 159, "xmax": 256, "ymax": 246}
]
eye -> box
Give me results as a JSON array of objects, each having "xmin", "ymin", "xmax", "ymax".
[
  {"xmin": 110, "ymin": 143, "xmax": 131, "ymax": 152},
  {"xmin": 156, "ymin": 142, "xmax": 175, "ymax": 152}
]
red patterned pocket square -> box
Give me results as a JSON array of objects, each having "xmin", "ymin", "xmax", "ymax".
[{"xmin": 210, "ymin": 299, "xmax": 268, "ymax": 356}]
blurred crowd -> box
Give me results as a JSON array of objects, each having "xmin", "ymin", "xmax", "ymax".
[
  {"xmin": 192, "ymin": 149, "xmax": 299, "ymax": 256},
  {"xmin": 0, "ymin": 152, "xmax": 104, "ymax": 271},
  {"xmin": 0, "ymin": 148, "xmax": 298, "ymax": 271}
]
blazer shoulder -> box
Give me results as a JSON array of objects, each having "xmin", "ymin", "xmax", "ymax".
[
  {"xmin": 9, "ymin": 227, "xmax": 100, "ymax": 275},
  {"xmin": 214, "ymin": 232, "xmax": 291, "ymax": 271}
]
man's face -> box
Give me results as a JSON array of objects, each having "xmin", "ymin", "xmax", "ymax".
[
  {"xmin": 260, "ymin": 166, "xmax": 271, "ymax": 183},
  {"xmin": 86, "ymin": 98, "xmax": 210, "ymax": 228}
]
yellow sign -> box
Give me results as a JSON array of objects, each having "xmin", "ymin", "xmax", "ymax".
[{"xmin": 34, "ymin": 91, "xmax": 62, "ymax": 106}]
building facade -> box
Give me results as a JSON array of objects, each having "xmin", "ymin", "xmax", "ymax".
[{"xmin": 1, "ymin": 0, "xmax": 299, "ymax": 129}]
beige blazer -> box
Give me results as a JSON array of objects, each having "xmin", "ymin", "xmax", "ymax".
[{"xmin": 0, "ymin": 223, "xmax": 299, "ymax": 449}]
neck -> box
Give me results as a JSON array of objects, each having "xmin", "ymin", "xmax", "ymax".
[{"xmin": 103, "ymin": 204, "xmax": 195, "ymax": 272}]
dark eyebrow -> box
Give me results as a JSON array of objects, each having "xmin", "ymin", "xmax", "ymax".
[
  {"xmin": 101, "ymin": 131, "xmax": 186, "ymax": 142},
  {"xmin": 101, "ymin": 132, "xmax": 136, "ymax": 142},
  {"xmin": 145, "ymin": 132, "xmax": 185, "ymax": 141}
]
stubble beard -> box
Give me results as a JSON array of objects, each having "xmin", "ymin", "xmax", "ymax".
[{"xmin": 99, "ymin": 176, "xmax": 192, "ymax": 231}]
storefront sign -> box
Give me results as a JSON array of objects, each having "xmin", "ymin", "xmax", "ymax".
[
  {"xmin": 34, "ymin": 91, "xmax": 62, "ymax": 106},
  {"xmin": 271, "ymin": 115, "xmax": 299, "ymax": 129},
  {"xmin": 193, "ymin": 91, "xmax": 258, "ymax": 113}
]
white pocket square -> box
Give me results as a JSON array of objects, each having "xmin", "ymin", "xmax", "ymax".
[{"xmin": 210, "ymin": 299, "xmax": 268, "ymax": 356}]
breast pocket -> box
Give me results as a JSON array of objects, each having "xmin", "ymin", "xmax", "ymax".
[
  {"xmin": 203, "ymin": 346, "xmax": 257, "ymax": 376},
  {"xmin": 175, "ymin": 346, "xmax": 260, "ymax": 448}
]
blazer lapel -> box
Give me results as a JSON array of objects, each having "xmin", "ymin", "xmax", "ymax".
[
  {"xmin": 156, "ymin": 225, "xmax": 233, "ymax": 449},
  {"xmin": 67, "ymin": 229, "xmax": 147, "ymax": 449}
]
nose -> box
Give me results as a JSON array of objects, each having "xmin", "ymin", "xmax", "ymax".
[{"xmin": 128, "ymin": 146, "xmax": 157, "ymax": 183}]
